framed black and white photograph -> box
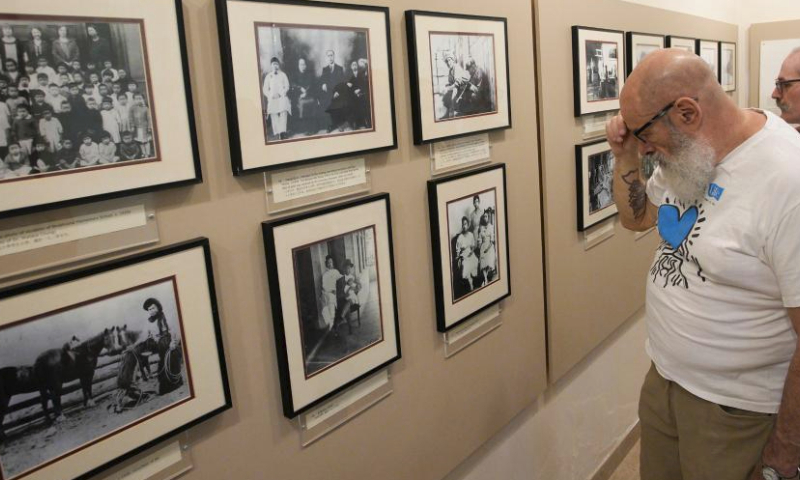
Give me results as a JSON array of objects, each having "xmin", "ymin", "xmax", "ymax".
[
  {"xmin": 216, "ymin": 0, "xmax": 397, "ymax": 174},
  {"xmin": 666, "ymin": 35, "xmax": 696, "ymax": 53},
  {"xmin": 696, "ymin": 39, "xmax": 720, "ymax": 82},
  {"xmin": 0, "ymin": 1, "xmax": 201, "ymax": 218},
  {"xmin": 576, "ymin": 139, "xmax": 617, "ymax": 231},
  {"xmin": 0, "ymin": 238, "xmax": 231, "ymax": 480},
  {"xmin": 405, "ymin": 11, "xmax": 511, "ymax": 144},
  {"xmin": 571, "ymin": 26, "xmax": 625, "ymax": 117},
  {"xmin": 262, "ymin": 193, "xmax": 400, "ymax": 418},
  {"xmin": 626, "ymin": 32, "xmax": 664, "ymax": 75},
  {"xmin": 428, "ymin": 163, "xmax": 510, "ymax": 332},
  {"xmin": 719, "ymin": 41, "xmax": 736, "ymax": 92}
]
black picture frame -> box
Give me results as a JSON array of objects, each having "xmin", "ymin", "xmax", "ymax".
[
  {"xmin": 719, "ymin": 41, "xmax": 737, "ymax": 92},
  {"xmin": 216, "ymin": 0, "xmax": 398, "ymax": 175},
  {"xmin": 625, "ymin": 31, "xmax": 665, "ymax": 76},
  {"xmin": 695, "ymin": 38, "xmax": 721, "ymax": 82},
  {"xmin": 405, "ymin": 10, "xmax": 512, "ymax": 145},
  {"xmin": 262, "ymin": 193, "xmax": 400, "ymax": 418},
  {"xmin": 665, "ymin": 35, "xmax": 696, "ymax": 52},
  {"xmin": 0, "ymin": 0, "xmax": 202, "ymax": 219},
  {"xmin": 0, "ymin": 238, "xmax": 231, "ymax": 480},
  {"xmin": 571, "ymin": 25, "xmax": 626, "ymax": 117},
  {"xmin": 576, "ymin": 139, "xmax": 618, "ymax": 231},
  {"xmin": 427, "ymin": 163, "xmax": 510, "ymax": 332}
]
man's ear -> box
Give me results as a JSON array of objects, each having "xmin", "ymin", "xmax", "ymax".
[{"xmin": 674, "ymin": 97, "xmax": 701, "ymax": 127}]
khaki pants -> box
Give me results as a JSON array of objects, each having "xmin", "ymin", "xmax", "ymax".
[{"xmin": 639, "ymin": 363, "xmax": 776, "ymax": 480}]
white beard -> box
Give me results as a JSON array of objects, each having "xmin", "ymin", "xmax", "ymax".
[{"xmin": 643, "ymin": 129, "xmax": 716, "ymax": 203}]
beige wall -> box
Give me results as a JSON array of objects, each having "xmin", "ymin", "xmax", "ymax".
[
  {"xmin": 534, "ymin": 0, "xmax": 738, "ymax": 382},
  {"xmin": 50, "ymin": 0, "xmax": 548, "ymax": 478}
]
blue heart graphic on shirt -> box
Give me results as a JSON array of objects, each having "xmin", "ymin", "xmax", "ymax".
[{"xmin": 658, "ymin": 205, "xmax": 698, "ymax": 249}]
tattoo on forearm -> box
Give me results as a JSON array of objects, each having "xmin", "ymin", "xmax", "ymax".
[{"xmin": 622, "ymin": 169, "xmax": 647, "ymax": 221}]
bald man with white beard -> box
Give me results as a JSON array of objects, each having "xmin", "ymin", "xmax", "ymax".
[
  {"xmin": 606, "ymin": 49, "xmax": 800, "ymax": 480},
  {"xmin": 772, "ymin": 47, "xmax": 800, "ymax": 132}
]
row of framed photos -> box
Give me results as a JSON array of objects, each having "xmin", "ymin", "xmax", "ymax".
[
  {"xmin": 0, "ymin": 163, "xmax": 510, "ymax": 479},
  {"xmin": 264, "ymin": 163, "xmax": 510, "ymax": 418},
  {"xmin": 1, "ymin": 0, "xmax": 512, "ymax": 218},
  {"xmin": 572, "ymin": 25, "xmax": 737, "ymax": 116}
]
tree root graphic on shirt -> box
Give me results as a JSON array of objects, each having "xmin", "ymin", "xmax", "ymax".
[{"xmin": 650, "ymin": 246, "xmax": 689, "ymax": 288}]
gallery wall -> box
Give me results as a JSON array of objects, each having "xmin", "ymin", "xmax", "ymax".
[
  {"xmin": 534, "ymin": 0, "xmax": 738, "ymax": 381},
  {"xmin": 0, "ymin": 0, "xmax": 547, "ymax": 478}
]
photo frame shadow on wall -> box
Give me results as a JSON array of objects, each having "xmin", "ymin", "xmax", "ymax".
[
  {"xmin": 696, "ymin": 39, "xmax": 721, "ymax": 83},
  {"xmin": 261, "ymin": 193, "xmax": 400, "ymax": 418},
  {"xmin": 405, "ymin": 10, "xmax": 512, "ymax": 145},
  {"xmin": 427, "ymin": 163, "xmax": 510, "ymax": 332},
  {"xmin": 0, "ymin": 0, "xmax": 201, "ymax": 218},
  {"xmin": 0, "ymin": 238, "xmax": 231, "ymax": 480},
  {"xmin": 719, "ymin": 41, "xmax": 737, "ymax": 92},
  {"xmin": 215, "ymin": 0, "xmax": 398, "ymax": 175},
  {"xmin": 625, "ymin": 31, "xmax": 665, "ymax": 76},
  {"xmin": 571, "ymin": 26, "xmax": 626, "ymax": 117},
  {"xmin": 575, "ymin": 139, "xmax": 618, "ymax": 231},
  {"xmin": 665, "ymin": 35, "xmax": 696, "ymax": 53}
]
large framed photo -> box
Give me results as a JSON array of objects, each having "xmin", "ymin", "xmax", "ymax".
[
  {"xmin": 696, "ymin": 39, "xmax": 720, "ymax": 82},
  {"xmin": 262, "ymin": 193, "xmax": 400, "ymax": 418},
  {"xmin": 216, "ymin": 0, "xmax": 397, "ymax": 175},
  {"xmin": 719, "ymin": 41, "xmax": 736, "ymax": 92},
  {"xmin": 0, "ymin": 238, "xmax": 231, "ymax": 480},
  {"xmin": 405, "ymin": 11, "xmax": 511, "ymax": 145},
  {"xmin": 0, "ymin": 1, "xmax": 201, "ymax": 218},
  {"xmin": 626, "ymin": 31, "xmax": 664, "ymax": 75},
  {"xmin": 666, "ymin": 35, "xmax": 695, "ymax": 53},
  {"xmin": 427, "ymin": 164, "xmax": 510, "ymax": 332},
  {"xmin": 571, "ymin": 26, "xmax": 625, "ymax": 117},
  {"xmin": 576, "ymin": 139, "xmax": 617, "ymax": 231}
]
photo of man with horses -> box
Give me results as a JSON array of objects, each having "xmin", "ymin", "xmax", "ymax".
[
  {"xmin": 0, "ymin": 280, "xmax": 189, "ymax": 480},
  {"xmin": 430, "ymin": 32, "xmax": 497, "ymax": 121}
]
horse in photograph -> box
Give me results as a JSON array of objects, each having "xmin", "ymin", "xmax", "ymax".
[
  {"xmin": 33, "ymin": 328, "xmax": 122, "ymax": 424},
  {"xmin": 0, "ymin": 366, "xmax": 37, "ymax": 443}
]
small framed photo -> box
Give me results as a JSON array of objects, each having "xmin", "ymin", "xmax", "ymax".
[
  {"xmin": 719, "ymin": 41, "xmax": 736, "ymax": 92},
  {"xmin": 262, "ymin": 193, "xmax": 400, "ymax": 418},
  {"xmin": 405, "ymin": 11, "xmax": 511, "ymax": 145},
  {"xmin": 626, "ymin": 32, "xmax": 664, "ymax": 75},
  {"xmin": 696, "ymin": 39, "xmax": 720, "ymax": 82},
  {"xmin": 571, "ymin": 26, "xmax": 625, "ymax": 117},
  {"xmin": 576, "ymin": 139, "xmax": 617, "ymax": 231},
  {"xmin": 0, "ymin": 1, "xmax": 201, "ymax": 218},
  {"xmin": 216, "ymin": 0, "xmax": 398, "ymax": 175},
  {"xmin": 0, "ymin": 238, "xmax": 231, "ymax": 480},
  {"xmin": 665, "ymin": 35, "xmax": 696, "ymax": 52},
  {"xmin": 427, "ymin": 164, "xmax": 510, "ymax": 331}
]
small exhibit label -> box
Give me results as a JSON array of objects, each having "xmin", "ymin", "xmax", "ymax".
[
  {"xmin": 271, "ymin": 158, "xmax": 367, "ymax": 203},
  {"xmin": 0, "ymin": 204, "xmax": 147, "ymax": 257},
  {"xmin": 304, "ymin": 369, "xmax": 389, "ymax": 429},
  {"xmin": 446, "ymin": 304, "xmax": 501, "ymax": 344},
  {"xmin": 433, "ymin": 133, "xmax": 490, "ymax": 171},
  {"xmin": 104, "ymin": 441, "xmax": 183, "ymax": 480}
]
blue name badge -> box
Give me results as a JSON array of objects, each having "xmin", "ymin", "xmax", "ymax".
[{"xmin": 708, "ymin": 183, "xmax": 724, "ymax": 201}]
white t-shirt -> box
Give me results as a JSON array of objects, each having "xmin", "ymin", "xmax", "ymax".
[{"xmin": 645, "ymin": 110, "xmax": 800, "ymax": 413}]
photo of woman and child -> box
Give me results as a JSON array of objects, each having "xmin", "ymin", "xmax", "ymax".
[{"xmin": 0, "ymin": 18, "xmax": 156, "ymax": 181}]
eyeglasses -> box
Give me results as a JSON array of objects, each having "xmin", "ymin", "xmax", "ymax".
[
  {"xmin": 775, "ymin": 78, "xmax": 800, "ymax": 94},
  {"xmin": 632, "ymin": 97, "xmax": 698, "ymax": 143}
]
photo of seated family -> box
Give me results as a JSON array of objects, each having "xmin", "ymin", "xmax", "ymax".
[
  {"xmin": 0, "ymin": 18, "xmax": 157, "ymax": 182},
  {"xmin": 255, "ymin": 24, "xmax": 374, "ymax": 144}
]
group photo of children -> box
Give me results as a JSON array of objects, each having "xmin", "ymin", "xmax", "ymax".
[{"xmin": 0, "ymin": 18, "xmax": 155, "ymax": 181}]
